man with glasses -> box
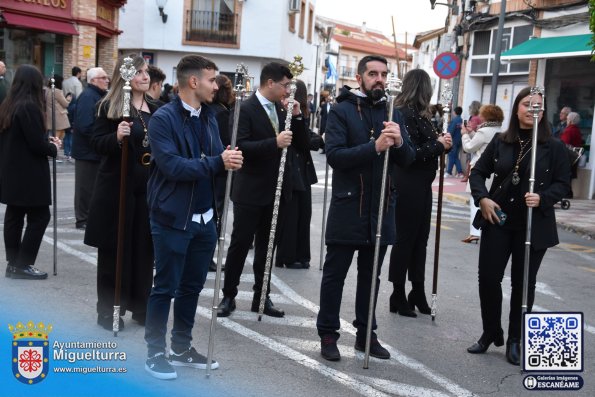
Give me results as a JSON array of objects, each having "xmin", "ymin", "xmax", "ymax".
[
  {"xmin": 71, "ymin": 67, "xmax": 109, "ymax": 229},
  {"xmin": 217, "ymin": 62, "xmax": 308, "ymax": 318}
]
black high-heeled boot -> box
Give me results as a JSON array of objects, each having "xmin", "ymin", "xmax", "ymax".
[
  {"xmin": 467, "ymin": 332, "xmax": 505, "ymax": 354},
  {"xmin": 389, "ymin": 286, "xmax": 417, "ymax": 317},
  {"xmin": 408, "ymin": 283, "xmax": 431, "ymax": 315},
  {"xmin": 506, "ymin": 337, "xmax": 521, "ymax": 365}
]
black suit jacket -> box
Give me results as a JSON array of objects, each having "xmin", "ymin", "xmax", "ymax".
[
  {"xmin": 319, "ymin": 102, "xmax": 331, "ymax": 134},
  {"xmin": 230, "ymin": 93, "xmax": 308, "ymax": 206}
]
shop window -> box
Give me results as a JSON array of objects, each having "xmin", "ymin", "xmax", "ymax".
[
  {"xmin": 307, "ymin": 5, "xmax": 314, "ymax": 43},
  {"xmin": 470, "ymin": 25, "xmax": 532, "ymax": 76},
  {"xmin": 472, "ymin": 31, "xmax": 490, "ymax": 55}
]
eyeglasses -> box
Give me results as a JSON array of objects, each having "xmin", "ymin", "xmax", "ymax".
[
  {"xmin": 275, "ymin": 81, "xmax": 291, "ymax": 89},
  {"xmin": 94, "ymin": 76, "xmax": 109, "ymax": 80}
]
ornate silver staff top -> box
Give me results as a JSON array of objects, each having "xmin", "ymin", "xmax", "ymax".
[
  {"xmin": 529, "ymin": 86, "xmax": 545, "ymax": 114},
  {"xmin": 440, "ymin": 83, "xmax": 453, "ymax": 136},
  {"xmin": 385, "ymin": 73, "xmax": 403, "ymax": 99},
  {"xmin": 119, "ymin": 57, "xmax": 136, "ymax": 118},
  {"xmin": 282, "ymin": 55, "xmax": 305, "ymax": 130}
]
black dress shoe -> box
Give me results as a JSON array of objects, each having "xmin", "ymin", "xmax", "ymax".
[
  {"xmin": 97, "ymin": 314, "xmax": 124, "ymax": 331},
  {"xmin": 285, "ymin": 262, "xmax": 305, "ymax": 269},
  {"xmin": 217, "ymin": 297, "xmax": 235, "ymax": 317},
  {"xmin": 5, "ymin": 264, "xmax": 16, "ymax": 278},
  {"xmin": 300, "ymin": 261, "xmax": 311, "ymax": 269},
  {"xmin": 251, "ymin": 297, "xmax": 285, "ymax": 318},
  {"xmin": 9, "ymin": 265, "xmax": 48, "ymax": 280},
  {"xmin": 506, "ymin": 337, "xmax": 521, "ymax": 365},
  {"xmin": 467, "ymin": 332, "xmax": 504, "ymax": 354},
  {"xmin": 320, "ymin": 335, "xmax": 341, "ymax": 361},
  {"xmin": 354, "ymin": 337, "xmax": 391, "ymax": 359}
]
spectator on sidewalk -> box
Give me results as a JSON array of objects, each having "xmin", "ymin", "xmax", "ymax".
[
  {"xmin": 0, "ymin": 64, "xmax": 61, "ymax": 280},
  {"xmin": 446, "ymin": 106, "xmax": 464, "ymax": 177}
]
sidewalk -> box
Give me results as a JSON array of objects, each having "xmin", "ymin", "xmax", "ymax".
[{"xmin": 433, "ymin": 175, "xmax": 595, "ymax": 240}]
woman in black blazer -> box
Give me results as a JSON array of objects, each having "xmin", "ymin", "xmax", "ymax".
[
  {"xmin": 467, "ymin": 87, "xmax": 571, "ymax": 365},
  {"xmin": 0, "ymin": 65, "xmax": 61, "ymax": 280},
  {"xmin": 84, "ymin": 55, "xmax": 159, "ymax": 330}
]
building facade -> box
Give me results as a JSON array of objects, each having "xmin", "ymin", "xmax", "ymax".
[
  {"xmin": 118, "ymin": 0, "xmax": 318, "ymax": 92},
  {"xmin": 0, "ymin": 0, "xmax": 125, "ymax": 80}
]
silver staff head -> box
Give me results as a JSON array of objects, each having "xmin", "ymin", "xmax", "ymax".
[
  {"xmin": 385, "ymin": 73, "xmax": 402, "ymax": 99},
  {"xmin": 440, "ymin": 83, "xmax": 453, "ymax": 110},
  {"xmin": 119, "ymin": 57, "xmax": 136, "ymax": 118},
  {"xmin": 529, "ymin": 86, "xmax": 545, "ymax": 115},
  {"xmin": 233, "ymin": 63, "xmax": 250, "ymax": 96}
]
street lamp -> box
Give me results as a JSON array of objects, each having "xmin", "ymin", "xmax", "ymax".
[
  {"xmin": 430, "ymin": 0, "xmax": 457, "ymax": 10},
  {"xmin": 156, "ymin": 0, "xmax": 168, "ymax": 23}
]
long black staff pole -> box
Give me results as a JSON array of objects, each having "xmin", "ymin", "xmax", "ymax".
[
  {"xmin": 431, "ymin": 83, "xmax": 452, "ymax": 321},
  {"xmin": 113, "ymin": 57, "xmax": 136, "ymax": 337},
  {"xmin": 206, "ymin": 64, "xmax": 250, "ymax": 376}
]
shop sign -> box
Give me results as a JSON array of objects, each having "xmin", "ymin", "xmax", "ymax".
[{"xmin": 6, "ymin": 0, "xmax": 72, "ymax": 20}]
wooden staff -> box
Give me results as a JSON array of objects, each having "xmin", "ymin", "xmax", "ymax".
[
  {"xmin": 431, "ymin": 83, "xmax": 452, "ymax": 322},
  {"xmin": 113, "ymin": 57, "xmax": 135, "ymax": 337}
]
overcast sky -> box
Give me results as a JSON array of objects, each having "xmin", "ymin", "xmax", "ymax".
[{"xmin": 316, "ymin": 0, "xmax": 449, "ymax": 43}]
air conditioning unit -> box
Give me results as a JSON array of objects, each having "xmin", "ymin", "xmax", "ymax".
[{"xmin": 288, "ymin": 0, "xmax": 301, "ymax": 14}]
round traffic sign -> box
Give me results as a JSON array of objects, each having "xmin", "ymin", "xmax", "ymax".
[{"xmin": 433, "ymin": 52, "xmax": 460, "ymax": 80}]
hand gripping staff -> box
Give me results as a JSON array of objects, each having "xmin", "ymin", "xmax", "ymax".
[
  {"xmin": 363, "ymin": 74, "xmax": 402, "ymax": 369},
  {"xmin": 520, "ymin": 86, "xmax": 545, "ymax": 370},
  {"xmin": 113, "ymin": 57, "xmax": 135, "ymax": 337},
  {"xmin": 50, "ymin": 71, "xmax": 58, "ymax": 276},
  {"xmin": 258, "ymin": 56, "xmax": 304, "ymax": 321},
  {"xmin": 206, "ymin": 64, "xmax": 251, "ymax": 376},
  {"xmin": 431, "ymin": 83, "xmax": 452, "ymax": 322}
]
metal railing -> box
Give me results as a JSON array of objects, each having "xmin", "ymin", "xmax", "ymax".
[
  {"xmin": 185, "ymin": 10, "xmax": 239, "ymax": 45},
  {"xmin": 340, "ymin": 66, "xmax": 356, "ymax": 78}
]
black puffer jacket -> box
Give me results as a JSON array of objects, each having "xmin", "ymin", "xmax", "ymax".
[{"xmin": 324, "ymin": 86, "xmax": 415, "ymax": 246}]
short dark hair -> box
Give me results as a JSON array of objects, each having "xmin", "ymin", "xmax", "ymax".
[
  {"xmin": 454, "ymin": 106, "xmax": 463, "ymax": 115},
  {"xmin": 176, "ymin": 55, "xmax": 218, "ymax": 88},
  {"xmin": 357, "ymin": 55, "xmax": 388, "ymax": 75},
  {"xmin": 148, "ymin": 65, "xmax": 166, "ymax": 86},
  {"xmin": 260, "ymin": 62, "xmax": 292, "ymax": 86},
  {"xmin": 71, "ymin": 66, "xmax": 81, "ymax": 76}
]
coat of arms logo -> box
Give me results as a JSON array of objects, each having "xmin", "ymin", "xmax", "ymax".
[{"xmin": 9, "ymin": 321, "xmax": 52, "ymax": 384}]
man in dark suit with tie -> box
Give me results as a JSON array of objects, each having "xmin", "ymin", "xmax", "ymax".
[{"xmin": 218, "ymin": 62, "xmax": 308, "ymax": 318}]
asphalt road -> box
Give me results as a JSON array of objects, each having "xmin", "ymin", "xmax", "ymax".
[{"xmin": 1, "ymin": 152, "xmax": 593, "ymax": 397}]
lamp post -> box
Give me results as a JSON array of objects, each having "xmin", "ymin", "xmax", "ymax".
[{"xmin": 489, "ymin": 1, "xmax": 507, "ymax": 104}]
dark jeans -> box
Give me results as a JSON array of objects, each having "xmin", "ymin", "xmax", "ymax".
[
  {"xmin": 74, "ymin": 159, "xmax": 99, "ymax": 227},
  {"xmin": 447, "ymin": 141, "xmax": 463, "ymax": 175},
  {"xmin": 63, "ymin": 128, "xmax": 73, "ymax": 157},
  {"xmin": 317, "ymin": 244, "xmax": 387, "ymax": 340},
  {"xmin": 144, "ymin": 219, "xmax": 216, "ymax": 357},
  {"xmin": 3, "ymin": 205, "xmax": 51, "ymax": 268},
  {"xmin": 478, "ymin": 223, "xmax": 546, "ymax": 339}
]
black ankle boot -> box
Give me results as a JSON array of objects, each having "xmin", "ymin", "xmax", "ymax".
[
  {"xmin": 408, "ymin": 284, "xmax": 431, "ymax": 315},
  {"xmin": 389, "ymin": 287, "xmax": 417, "ymax": 317},
  {"xmin": 506, "ymin": 337, "xmax": 521, "ymax": 365},
  {"xmin": 467, "ymin": 332, "xmax": 504, "ymax": 354}
]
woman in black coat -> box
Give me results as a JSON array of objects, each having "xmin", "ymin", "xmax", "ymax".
[
  {"xmin": 387, "ymin": 69, "xmax": 452, "ymax": 317},
  {"xmin": 466, "ymin": 87, "xmax": 570, "ymax": 365},
  {"xmin": 84, "ymin": 55, "xmax": 158, "ymax": 330},
  {"xmin": 0, "ymin": 65, "xmax": 61, "ymax": 280}
]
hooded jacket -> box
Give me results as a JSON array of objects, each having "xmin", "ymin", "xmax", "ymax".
[{"xmin": 324, "ymin": 86, "xmax": 415, "ymax": 245}]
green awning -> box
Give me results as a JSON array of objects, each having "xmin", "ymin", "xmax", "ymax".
[{"xmin": 501, "ymin": 34, "xmax": 592, "ymax": 61}]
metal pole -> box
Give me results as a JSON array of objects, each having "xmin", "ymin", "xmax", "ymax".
[
  {"xmin": 431, "ymin": 83, "xmax": 452, "ymax": 321},
  {"xmin": 206, "ymin": 64, "xmax": 249, "ymax": 376},
  {"xmin": 520, "ymin": 86, "xmax": 544, "ymax": 370},
  {"xmin": 363, "ymin": 74, "xmax": 402, "ymax": 369},
  {"xmin": 489, "ymin": 1, "xmax": 507, "ymax": 104},
  {"xmin": 50, "ymin": 72, "xmax": 58, "ymax": 276},
  {"xmin": 319, "ymin": 162, "xmax": 329, "ymax": 270},
  {"xmin": 113, "ymin": 57, "xmax": 136, "ymax": 337},
  {"xmin": 258, "ymin": 56, "xmax": 305, "ymax": 320}
]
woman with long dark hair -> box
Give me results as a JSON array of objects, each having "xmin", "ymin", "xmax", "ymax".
[
  {"xmin": 467, "ymin": 87, "xmax": 570, "ymax": 365},
  {"xmin": 84, "ymin": 55, "xmax": 160, "ymax": 330},
  {"xmin": 387, "ymin": 69, "xmax": 452, "ymax": 317},
  {"xmin": 0, "ymin": 65, "xmax": 61, "ymax": 280}
]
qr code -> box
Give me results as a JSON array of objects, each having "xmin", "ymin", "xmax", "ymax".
[{"xmin": 524, "ymin": 312, "xmax": 583, "ymax": 372}]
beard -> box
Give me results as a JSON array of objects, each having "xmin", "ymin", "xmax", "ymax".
[{"xmin": 364, "ymin": 84, "xmax": 385, "ymax": 101}]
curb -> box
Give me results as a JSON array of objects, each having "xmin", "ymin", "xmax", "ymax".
[{"xmin": 442, "ymin": 192, "xmax": 469, "ymax": 206}]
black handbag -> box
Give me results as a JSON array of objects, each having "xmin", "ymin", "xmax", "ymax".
[{"xmin": 472, "ymin": 171, "xmax": 515, "ymax": 230}]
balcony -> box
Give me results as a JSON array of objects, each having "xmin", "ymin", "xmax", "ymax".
[
  {"xmin": 340, "ymin": 66, "xmax": 356, "ymax": 78},
  {"xmin": 185, "ymin": 10, "xmax": 239, "ymax": 47}
]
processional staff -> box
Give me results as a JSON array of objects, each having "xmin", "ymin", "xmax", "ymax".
[
  {"xmin": 206, "ymin": 64, "xmax": 251, "ymax": 376},
  {"xmin": 258, "ymin": 56, "xmax": 304, "ymax": 321},
  {"xmin": 430, "ymin": 83, "xmax": 452, "ymax": 322},
  {"xmin": 50, "ymin": 71, "xmax": 58, "ymax": 276},
  {"xmin": 113, "ymin": 57, "xmax": 135, "ymax": 337},
  {"xmin": 363, "ymin": 73, "xmax": 402, "ymax": 369}
]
